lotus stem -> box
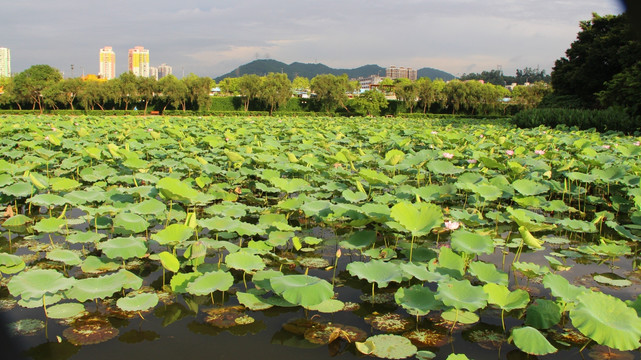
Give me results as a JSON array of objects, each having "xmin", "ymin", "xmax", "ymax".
[
  {"xmin": 243, "ymin": 272, "xmax": 247, "ymax": 290},
  {"xmin": 210, "ymin": 292, "xmax": 215, "ymax": 305},
  {"xmin": 450, "ymin": 309, "xmax": 459, "ymax": 333},
  {"xmin": 501, "ymin": 310, "xmax": 505, "ymax": 332},
  {"xmin": 138, "ymin": 311, "xmax": 145, "ymax": 320},
  {"xmin": 372, "ymin": 282, "xmax": 375, "ymax": 299},
  {"xmin": 42, "ymin": 295, "xmax": 48, "ymax": 318},
  {"xmin": 166, "ymin": 200, "xmax": 173, "ymax": 227},
  {"xmin": 409, "ymin": 235, "xmax": 415, "ymax": 262},
  {"xmin": 579, "ymin": 339, "xmax": 592, "ymax": 352}
]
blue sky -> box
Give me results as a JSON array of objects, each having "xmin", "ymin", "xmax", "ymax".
[{"xmin": 2, "ymin": 0, "xmax": 625, "ymax": 79}]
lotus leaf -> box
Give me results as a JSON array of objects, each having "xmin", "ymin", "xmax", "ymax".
[
  {"xmin": 46, "ymin": 249, "xmax": 82, "ymax": 266},
  {"xmin": 542, "ymin": 273, "xmax": 586, "ymax": 302},
  {"xmin": 346, "ymin": 260, "xmax": 403, "ymax": 288},
  {"xmin": 236, "ymin": 291, "xmax": 273, "ymax": 311},
  {"xmin": 450, "ymin": 230, "xmax": 494, "ymax": 255},
  {"xmin": 436, "ymin": 279, "xmax": 487, "ymax": 312},
  {"xmin": 394, "ymin": 285, "xmax": 441, "ymax": 316},
  {"xmin": 170, "ymin": 272, "xmax": 201, "ymax": 293},
  {"xmin": 8, "ymin": 319, "xmax": 45, "ymax": 336},
  {"xmin": 186, "ymin": 270, "xmax": 234, "ymax": 296},
  {"xmin": 81, "ymin": 256, "xmax": 120, "ymax": 274},
  {"xmin": 359, "ymin": 169, "xmax": 392, "ymax": 185},
  {"xmin": 0, "ymin": 253, "xmax": 26, "ymax": 274},
  {"xmin": 358, "ymin": 334, "xmax": 417, "ymax": 359},
  {"xmin": 441, "ymin": 309, "xmax": 479, "ymax": 324},
  {"xmin": 113, "ymin": 212, "xmax": 149, "ymax": 234},
  {"xmin": 130, "ymin": 198, "xmax": 166, "ymax": 216},
  {"xmin": 66, "ymin": 273, "xmax": 128, "ymax": 302},
  {"xmin": 512, "ymin": 179, "xmax": 549, "ymax": 196},
  {"xmin": 436, "ymin": 247, "xmax": 464, "ymax": 278},
  {"xmin": 270, "ymin": 274, "xmax": 333, "ymax": 307},
  {"xmin": 117, "ymin": 293, "xmax": 159, "ymax": 312},
  {"xmin": 468, "ymin": 261, "xmax": 508, "ymax": 286},
  {"xmin": 2, "ymin": 214, "xmax": 33, "ymax": 229},
  {"xmin": 151, "ymin": 223, "xmax": 194, "ymax": 246},
  {"xmin": 510, "ymin": 326, "xmax": 557, "ymax": 355},
  {"xmin": 98, "ymin": 236, "xmax": 147, "ymax": 260},
  {"xmin": 156, "ymin": 177, "xmax": 201, "ymax": 202},
  {"xmin": 570, "ymin": 291, "xmax": 641, "ymax": 351},
  {"xmin": 427, "ymin": 160, "xmax": 464, "ymax": 175},
  {"xmin": 33, "ymin": 217, "xmax": 67, "ymax": 233},
  {"xmin": 339, "ymin": 230, "xmax": 376, "ymax": 249},
  {"xmin": 225, "ymin": 251, "xmax": 265, "ymax": 273},
  {"xmin": 306, "ymin": 299, "xmax": 345, "ymax": 313},
  {"xmin": 390, "ymin": 201, "xmax": 443, "ymax": 237},
  {"xmin": 2, "ymin": 182, "xmax": 35, "ymax": 198},
  {"xmin": 46, "ymin": 303, "xmax": 86, "ymax": 319},
  {"xmin": 8, "ymin": 269, "xmax": 74, "ymax": 300},
  {"xmin": 28, "ymin": 194, "xmax": 68, "ymax": 207},
  {"xmin": 269, "ymin": 177, "xmax": 311, "ymax": 193},
  {"xmin": 525, "ymin": 299, "xmax": 562, "ymax": 329}
]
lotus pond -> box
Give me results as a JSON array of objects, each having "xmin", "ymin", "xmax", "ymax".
[{"xmin": 1, "ymin": 115, "xmax": 641, "ymax": 360}]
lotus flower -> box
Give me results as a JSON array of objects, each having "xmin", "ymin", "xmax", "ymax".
[
  {"xmin": 431, "ymin": 131, "xmax": 438, "ymax": 135},
  {"xmin": 467, "ymin": 159, "xmax": 477, "ymax": 164},
  {"xmin": 635, "ymin": 141, "xmax": 640, "ymax": 146},
  {"xmin": 444, "ymin": 220, "xmax": 460, "ymax": 230},
  {"xmin": 442, "ymin": 152, "xmax": 454, "ymax": 159},
  {"xmin": 506, "ymin": 150, "xmax": 514, "ymax": 156},
  {"xmin": 534, "ymin": 149, "xmax": 545, "ymax": 155},
  {"xmin": 602, "ymin": 145, "xmax": 610, "ymax": 149}
]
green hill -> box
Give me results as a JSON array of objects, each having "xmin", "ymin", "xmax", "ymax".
[{"xmin": 214, "ymin": 59, "xmax": 455, "ymax": 82}]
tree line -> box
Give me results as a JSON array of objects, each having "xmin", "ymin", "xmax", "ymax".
[{"xmin": 0, "ymin": 65, "xmax": 550, "ymax": 116}]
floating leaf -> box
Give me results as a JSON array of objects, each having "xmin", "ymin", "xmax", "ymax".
[
  {"xmin": 450, "ymin": 230, "xmax": 494, "ymax": 255},
  {"xmin": 390, "ymin": 202, "xmax": 443, "ymax": 237},
  {"xmin": 117, "ymin": 293, "xmax": 159, "ymax": 312},
  {"xmin": 510, "ymin": 326, "xmax": 557, "ymax": 355},
  {"xmin": 98, "ymin": 236, "xmax": 147, "ymax": 260},
  {"xmin": 270, "ymin": 274, "xmax": 333, "ymax": 308},
  {"xmin": 358, "ymin": 334, "xmax": 417, "ymax": 359},
  {"xmin": 347, "ymin": 260, "xmax": 403, "ymax": 288},
  {"xmin": 186, "ymin": 270, "xmax": 234, "ymax": 296},
  {"xmin": 47, "ymin": 303, "xmax": 86, "ymax": 319}
]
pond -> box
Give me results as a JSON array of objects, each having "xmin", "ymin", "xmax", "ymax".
[{"xmin": 1, "ymin": 115, "xmax": 641, "ymax": 360}]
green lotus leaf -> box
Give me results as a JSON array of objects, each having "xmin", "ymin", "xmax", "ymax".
[
  {"xmin": 524, "ymin": 299, "xmax": 562, "ymax": 329},
  {"xmin": 81, "ymin": 255, "xmax": 121, "ymax": 274},
  {"xmin": 84, "ymin": 146, "xmax": 102, "ymax": 160},
  {"xmin": 512, "ymin": 179, "xmax": 549, "ymax": 196},
  {"xmin": 79, "ymin": 164, "xmax": 116, "ymax": 182},
  {"xmin": 593, "ymin": 273, "xmax": 632, "ymax": 287},
  {"xmin": 66, "ymin": 273, "xmax": 125, "ymax": 302},
  {"xmin": 339, "ymin": 230, "xmax": 376, "ymax": 250},
  {"xmin": 471, "ymin": 184, "xmax": 503, "ymax": 202},
  {"xmin": 592, "ymin": 166, "xmax": 626, "ymax": 183},
  {"xmin": 483, "ymin": 283, "xmax": 530, "ymax": 311},
  {"xmin": 359, "ymin": 169, "xmax": 392, "ymax": 185},
  {"xmin": 270, "ymin": 274, "xmax": 333, "ymax": 308},
  {"xmin": 394, "ymin": 285, "xmax": 442, "ymax": 316},
  {"xmin": 542, "ymin": 273, "xmax": 587, "ymax": 302},
  {"xmin": 346, "ymin": 260, "xmax": 403, "ymax": 288},
  {"xmin": 46, "ymin": 249, "xmax": 82, "ymax": 266},
  {"xmin": 170, "ymin": 271, "xmax": 201, "ymax": 293},
  {"xmin": 385, "ymin": 149, "xmax": 405, "ymax": 166},
  {"xmin": 445, "ymin": 354, "xmax": 470, "ymax": 360},
  {"xmin": 46, "ymin": 303, "xmax": 86, "ymax": 319},
  {"xmin": 151, "ymin": 223, "xmax": 194, "ymax": 246},
  {"xmin": 123, "ymin": 157, "xmax": 149, "ymax": 169},
  {"xmin": 49, "ymin": 178, "xmax": 81, "ymax": 192},
  {"xmin": 8, "ymin": 269, "xmax": 74, "ymax": 300},
  {"xmin": 399, "ymin": 262, "xmax": 440, "ymax": 282},
  {"xmin": 236, "ymin": 291, "xmax": 274, "ymax": 311},
  {"xmin": 198, "ymin": 216, "xmax": 237, "ymax": 232},
  {"xmin": 156, "ymin": 177, "xmax": 201, "ymax": 202},
  {"xmin": 225, "ymin": 251, "xmax": 265, "ymax": 273},
  {"xmin": 2, "ymin": 214, "xmax": 33, "ymax": 229},
  {"xmin": 98, "ymin": 236, "xmax": 147, "ymax": 260},
  {"xmin": 390, "ymin": 201, "xmax": 443, "ymax": 237},
  {"xmin": 555, "ymin": 218, "xmax": 597, "ymax": 233},
  {"xmin": 306, "ymin": 299, "xmax": 345, "ymax": 313},
  {"xmin": 436, "ymin": 278, "xmax": 487, "ymax": 312},
  {"xmin": 130, "ymin": 198, "xmax": 166, "ymax": 216},
  {"xmin": 570, "ymin": 291, "xmax": 641, "ymax": 351},
  {"xmin": 427, "ymin": 160, "xmax": 464, "ymax": 175},
  {"xmin": 66, "ymin": 231, "xmax": 106, "ymax": 244},
  {"xmin": 113, "ymin": 212, "xmax": 149, "ymax": 234},
  {"xmin": 510, "ymin": 326, "xmax": 557, "ymax": 355},
  {"xmin": 157, "ymin": 251, "xmax": 180, "ymax": 272},
  {"xmin": 468, "ymin": 261, "xmax": 508, "ymax": 286},
  {"xmin": 64, "ymin": 190, "xmax": 107, "ymax": 204},
  {"xmin": 117, "ymin": 293, "xmax": 159, "ymax": 312},
  {"xmin": 416, "ymin": 351, "xmax": 436, "ymax": 360},
  {"xmin": 342, "ymin": 189, "xmax": 368, "ymax": 203},
  {"xmin": 360, "ymin": 334, "xmax": 417, "ymax": 359},
  {"xmin": 0, "ymin": 173, "xmax": 14, "ymax": 187},
  {"xmin": 186, "ymin": 270, "xmax": 234, "ymax": 296},
  {"xmin": 512, "ymin": 261, "xmax": 549, "ymax": 279},
  {"xmin": 0, "ymin": 252, "xmax": 26, "ymax": 274},
  {"xmin": 300, "ymin": 200, "xmax": 332, "ymax": 217},
  {"xmin": 33, "ymin": 217, "xmax": 67, "ymax": 233},
  {"xmin": 2, "ymin": 182, "xmax": 35, "ymax": 198},
  {"xmin": 450, "ymin": 230, "xmax": 494, "ymax": 255},
  {"xmin": 28, "ymin": 194, "xmax": 68, "ymax": 207},
  {"xmin": 566, "ymin": 172, "xmax": 597, "ymax": 183},
  {"xmin": 441, "ymin": 309, "xmax": 479, "ymax": 324},
  {"xmin": 435, "ymin": 247, "xmax": 464, "ymax": 278},
  {"xmin": 270, "ymin": 177, "xmax": 311, "ymax": 193}
]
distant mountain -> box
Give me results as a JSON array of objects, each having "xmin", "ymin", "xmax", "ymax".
[{"xmin": 214, "ymin": 59, "xmax": 455, "ymax": 82}]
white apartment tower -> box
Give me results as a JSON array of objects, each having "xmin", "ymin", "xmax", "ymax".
[
  {"xmin": 128, "ymin": 46, "xmax": 150, "ymax": 77},
  {"xmin": 0, "ymin": 48, "xmax": 11, "ymax": 77},
  {"xmin": 99, "ymin": 46, "xmax": 116, "ymax": 80},
  {"xmin": 158, "ymin": 63, "xmax": 172, "ymax": 79}
]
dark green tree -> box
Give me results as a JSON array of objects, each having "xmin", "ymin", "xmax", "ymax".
[
  {"xmin": 394, "ymin": 79, "xmax": 418, "ymax": 113},
  {"xmin": 238, "ymin": 74, "xmax": 262, "ymax": 111},
  {"xmin": 310, "ymin": 74, "xmax": 350, "ymax": 113},
  {"xmin": 350, "ymin": 90, "xmax": 388, "ymax": 116},
  {"xmin": 12, "ymin": 65, "xmax": 63, "ymax": 113},
  {"xmin": 117, "ymin": 72, "xmax": 138, "ymax": 111},
  {"xmin": 259, "ymin": 73, "xmax": 291, "ymax": 115},
  {"xmin": 158, "ymin": 75, "xmax": 188, "ymax": 112},
  {"xmin": 183, "ymin": 74, "xmax": 213, "ymax": 111},
  {"xmin": 551, "ymin": 13, "xmax": 641, "ymax": 108}
]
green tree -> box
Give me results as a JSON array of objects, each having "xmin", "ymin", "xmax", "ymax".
[
  {"xmin": 551, "ymin": 13, "xmax": 641, "ymax": 108},
  {"xmin": 259, "ymin": 73, "xmax": 291, "ymax": 115},
  {"xmin": 0, "ymin": 77, "xmax": 24, "ymax": 109},
  {"xmin": 218, "ymin": 77, "xmax": 240, "ymax": 96},
  {"xmin": 117, "ymin": 72, "xmax": 138, "ymax": 111},
  {"xmin": 596, "ymin": 61, "xmax": 641, "ymax": 116},
  {"xmin": 310, "ymin": 74, "xmax": 350, "ymax": 113},
  {"xmin": 158, "ymin": 75, "xmax": 188, "ymax": 112},
  {"xmin": 137, "ymin": 76, "xmax": 156, "ymax": 114},
  {"xmin": 443, "ymin": 79, "xmax": 469, "ymax": 114},
  {"xmin": 59, "ymin": 78, "xmax": 84, "ymax": 110},
  {"xmin": 512, "ymin": 82, "xmax": 552, "ymax": 110},
  {"xmin": 12, "ymin": 65, "xmax": 63, "ymax": 113},
  {"xmin": 394, "ymin": 79, "xmax": 418, "ymax": 113},
  {"xmin": 183, "ymin": 74, "xmax": 212, "ymax": 111},
  {"xmin": 350, "ymin": 90, "xmax": 388, "ymax": 116},
  {"xmin": 292, "ymin": 76, "xmax": 310, "ymax": 93},
  {"xmin": 238, "ymin": 74, "xmax": 262, "ymax": 111},
  {"xmin": 416, "ymin": 77, "xmax": 441, "ymax": 113}
]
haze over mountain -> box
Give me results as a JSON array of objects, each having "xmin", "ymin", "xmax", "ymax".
[{"xmin": 214, "ymin": 59, "xmax": 456, "ymax": 82}]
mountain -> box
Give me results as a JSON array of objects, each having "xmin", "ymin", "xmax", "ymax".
[{"xmin": 214, "ymin": 59, "xmax": 456, "ymax": 82}]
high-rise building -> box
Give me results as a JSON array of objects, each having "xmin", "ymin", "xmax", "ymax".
[
  {"xmin": 128, "ymin": 46, "xmax": 149, "ymax": 77},
  {"xmin": 99, "ymin": 46, "xmax": 116, "ymax": 80},
  {"xmin": 0, "ymin": 47, "xmax": 11, "ymax": 78},
  {"xmin": 149, "ymin": 66, "xmax": 158, "ymax": 81},
  {"xmin": 386, "ymin": 65, "xmax": 417, "ymax": 81},
  {"xmin": 158, "ymin": 63, "xmax": 172, "ymax": 79}
]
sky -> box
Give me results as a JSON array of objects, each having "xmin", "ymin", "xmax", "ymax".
[{"xmin": 1, "ymin": 0, "xmax": 626, "ymax": 79}]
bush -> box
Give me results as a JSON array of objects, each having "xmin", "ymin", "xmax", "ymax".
[{"xmin": 512, "ymin": 107, "xmax": 638, "ymax": 133}]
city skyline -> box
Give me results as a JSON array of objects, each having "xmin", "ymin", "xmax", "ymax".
[
  {"xmin": 2, "ymin": 1, "xmax": 626, "ymax": 78},
  {"xmin": 0, "ymin": 48, "xmax": 10, "ymax": 77}
]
